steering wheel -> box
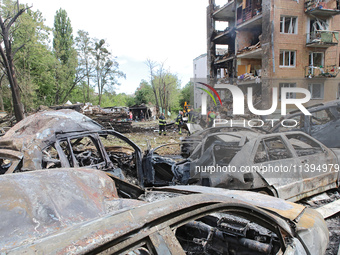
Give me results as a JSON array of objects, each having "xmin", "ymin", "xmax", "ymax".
[{"xmin": 76, "ymin": 150, "xmax": 92, "ymax": 160}]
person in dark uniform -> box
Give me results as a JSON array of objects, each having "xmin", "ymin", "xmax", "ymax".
[
  {"xmin": 175, "ymin": 111, "xmax": 184, "ymax": 135},
  {"xmin": 188, "ymin": 108, "xmax": 195, "ymax": 123},
  {"xmin": 140, "ymin": 110, "xmax": 144, "ymax": 121},
  {"xmin": 159, "ymin": 113, "xmax": 166, "ymax": 136}
]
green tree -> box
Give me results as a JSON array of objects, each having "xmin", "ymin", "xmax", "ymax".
[
  {"xmin": 53, "ymin": 8, "xmax": 77, "ymax": 104},
  {"xmin": 12, "ymin": 7, "xmax": 56, "ymax": 109},
  {"xmin": 153, "ymin": 72, "xmax": 181, "ymax": 114},
  {"xmin": 0, "ymin": 0, "xmax": 30, "ymax": 120},
  {"xmin": 100, "ymin": 92, "xmax": 134, "ymax": 108},
  {"xmin": 93, "ymin": 39, "xmax": 125, "ymax": 106},
  {"xmin": 75, "ymin": 30, "xmax": 94, "ymax": 102},
  {"xmin": 179, "ymin": 82, "xmax": 193, "ymax": 108},
  {"xmin": 145, "ymin": 59, "xmax": 159, "ymax": 113},
  {"xmin": 135, "ymin": 80, "xmax": 154, "ymax": 105},
  {"xmin": 145, "ymin": 59, "xmax": 181, "ymax": 115}
]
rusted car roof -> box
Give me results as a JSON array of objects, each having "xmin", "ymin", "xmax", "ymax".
[{"xmin": 0, "ymin": 110, "xmax": 103, "ymax": 151}]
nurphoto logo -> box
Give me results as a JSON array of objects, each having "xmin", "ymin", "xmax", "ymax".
[{"xmin": 197, "ymin": 81, "xmax": 311, "ymax": 116}]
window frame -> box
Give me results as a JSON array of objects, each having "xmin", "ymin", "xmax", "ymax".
[
  {"xmin": 279, "ymin": 83, "xmax": 296, "ymax": 100},
  {"xmin": 279, "ymin": 50, "xmax": 296, "ymax": 68},
  {"xmin": 253, "ymin": 136, "xmax": 293, "ymax": 163},
  {"xmin": 309, "ymin": 52, "xmax": 324, "ymax": 67},
  {"xmin": 308, "ymin": 83, "xmax": 324, "ymax": 99},
  {"xmin": 280, "ymin": 16, "xmax": 298, "ymax": 34}
]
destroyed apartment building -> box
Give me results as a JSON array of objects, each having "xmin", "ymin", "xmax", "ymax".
[{"xmin": 205, "ymin": 0, "xmax": 340, "ymax": 112}]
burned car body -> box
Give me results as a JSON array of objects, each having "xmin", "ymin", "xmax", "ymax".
[
  {"xmin": 270, "ymin": 100, "xmax": 340, "ymax": 148},
  {"xmin": 146, "ymin": 131, "xmax": 340, "ymax": 202},
  {"xmin": 0, "ymin": 168, "xmax": 328, "ymax": 254},
  {"xmin": 0, "ymin": 110, "xmax": 144, "ymax": 185},
  {"xmin": 181, "ymin": 125, "xmax": 264, "ymax": 158}
]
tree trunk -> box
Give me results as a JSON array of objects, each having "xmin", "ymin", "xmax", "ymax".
[
  {"xmin": 86, "ymin": 60, "xmax": 90, "ymax": 102},
  {"xmin": 0, "ymin": 86, "xmax": 4, "ymax": 111},
  {"xmin": 0, "ymin": 6, "xmax": 31, "ymax": 121},
  {"xmin": 0, "ymin": 43, "xmax": 24, "ymax": 121},
  {"xmin": 0, "ymin": 74, "xmax": 4, "ymax": 111}
]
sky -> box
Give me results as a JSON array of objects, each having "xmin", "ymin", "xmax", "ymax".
[{"xmin": 22, "ymin": 0, "xmax": 209, "ymax": 95}]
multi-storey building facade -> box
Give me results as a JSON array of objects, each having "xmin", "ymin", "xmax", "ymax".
[
  {"xmin": 207, "ymin": 0, "xmax": 340, "ymax": 111},
  {"xmin": 193, "ymin": 53, "xmax": 208, "ymax": 109}
]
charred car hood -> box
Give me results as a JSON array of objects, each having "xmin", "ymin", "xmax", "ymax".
[
  {"xmin": 150, "ymin": 185, "xmax": 306, "ymax": 221},
  {"xmin": 0, "ymin": 168, "xmax": 145, "ymax": 252}
]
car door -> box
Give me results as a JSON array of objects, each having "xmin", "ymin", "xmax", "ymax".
[
  {"xmin": 285, "ymin": 132, "xmax": 338, "ymax": 198},
  {"xmin": 252, "ymin": 134, "xmax": 303, "ymax": 200},
  {"xmin": 52, "ymin": 134, "xmax": 110, "ymax": 170}
]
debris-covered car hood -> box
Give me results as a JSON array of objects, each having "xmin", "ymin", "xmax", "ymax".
[{"xmin": 0, "ymin": 168, "xmax": 145, "ymax": 252}]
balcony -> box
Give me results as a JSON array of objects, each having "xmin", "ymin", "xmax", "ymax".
[
  {"xmin": 306, "ymin": 31, "xmax": 339, "ymax": 47},
  {"xmin": 305, "ymin": 65, "xmax": 340, "ymax": 78},
  {"xmin": 237, "ymin": 42, "xmax": 262, "ymax": 59},
  {"xmin": 215, "ymin": 53, "xmax": 235, "ymax": 65},
  {"xmin": 305, "ymin": 0, "xmax": 340, "ymax": 16},
  {"xmin": 213, "ymin": 1, "xmax": 235, "ymax": 21},
  {"xmin": 236, "ymin": 1, "xmax": 262, "ymax": 27},
  {"xmin": 213, "ymin": 28, "xmax": 235, "ymax": 44}
]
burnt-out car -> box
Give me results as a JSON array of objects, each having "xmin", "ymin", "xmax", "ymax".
[
  {"xmin": 146, "ymin": 130, "xmax": 340, "ymax": 202},
  {"xmin": 0, "ymin": 168, "xmax": 329, "ymax": 254},
  {"xmin": 0, "ymin": 110, "xmax": 144, "ymax": 186},
  {"xmin": 181, "ymin": 125, "xmax": 265, "ymax": 158},
  {"xmin": 270, "ymin": 100, "xmax": 340, "ymax": 148}
]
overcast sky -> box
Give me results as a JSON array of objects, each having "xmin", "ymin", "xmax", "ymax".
[{"xmin": 22, "ymin": 0, "xmax": 209, "ymax": 94}]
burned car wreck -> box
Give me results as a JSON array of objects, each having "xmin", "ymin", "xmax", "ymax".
[
  {"xmin": 145, "ymin": 130, "xmax": 340, "ymax": 202},
  {"xmin": 0, "ymin": 110, "xmax": 144, "ymax": 186},
  {"xmin": 181, "ymin": 125, "xmax": 266, "ymax": 158},
  {"xmin": 270, "ymin": 99, "xmax": 340, "ymax": 148},
  {"xmin": 2, "ymin": 110, "xmax": 339, "ymax": 204},
  {"xmin": 0, "ymin": 168, "xmax": 329, "ymax": 254}
]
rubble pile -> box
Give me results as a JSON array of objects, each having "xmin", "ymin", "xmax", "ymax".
[
  {"xmin": 0, "ymin": 114, "xmax": 15, "ymax": 136},
  {"xmin": 237, "ymin": 41, "xmax": 261, "ymax": 55},
  {"xmin": 83, "ymin": 105, "xmax": 132, "ymax": 133}
]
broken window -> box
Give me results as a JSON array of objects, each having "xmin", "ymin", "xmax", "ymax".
[
  {"xmin": 99, "ymin": 134, "xmax": 137, "ymax": 173},
  {"xmin": 42, "ymin": 145, "xmax": 61, "ymax": 169},
  {"xmin": 310, "ymin": 18, "xmax": 329, "ymax": 33},
  {"xmin": 280, "ymin": 16, "xmax": 297, "ymax": 34},
  {"xmin": 70, "ymin": 137, "xmax": 104, "ymax": 167},
  {"xmin": 308, "ymin": 83, "xmax": 324, "ymax": 99},
  {"xmin": 309, "ymin": 52, "xmax": 324, "ymax": 67},
  {"xmin": 279, "ymin": 83, "xmax": 296, "ymax": 99},
  {"xmin": 309, "ymin": 52, "xmax": 325, "ymax": 76},
  {"xmin": 254, "ymin": 137, "xmax": 292, "ymax": 163},
  {"xmin": 59, "ymin": 140, "xmax": 73, "ymax": 167},
  {"xmin": 287, "ymin": 134, "xmax": 324, "ymax": 156},
  {"xmin": 204, "ymin": 134, "xmax": 242, "ymax": 152},
  {"xmin": 279, "ymin": 50, "xmax": 296, "ymax": 67},
  {"xmin": 310, "ymin": 109, "xmax": 333, "ymax": 125},
  {"xmin": 214, "ymin": 144, "xmax": 241, "ymax": 165}
]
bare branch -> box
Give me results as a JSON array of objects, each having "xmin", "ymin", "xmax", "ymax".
[
  {"xmin": 13, "ymin": 44, "xmax": 25, "ymax": 57},
  {"xmin": 7, "ymin": 6, "xmax": 32, "ymax": 30}
]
